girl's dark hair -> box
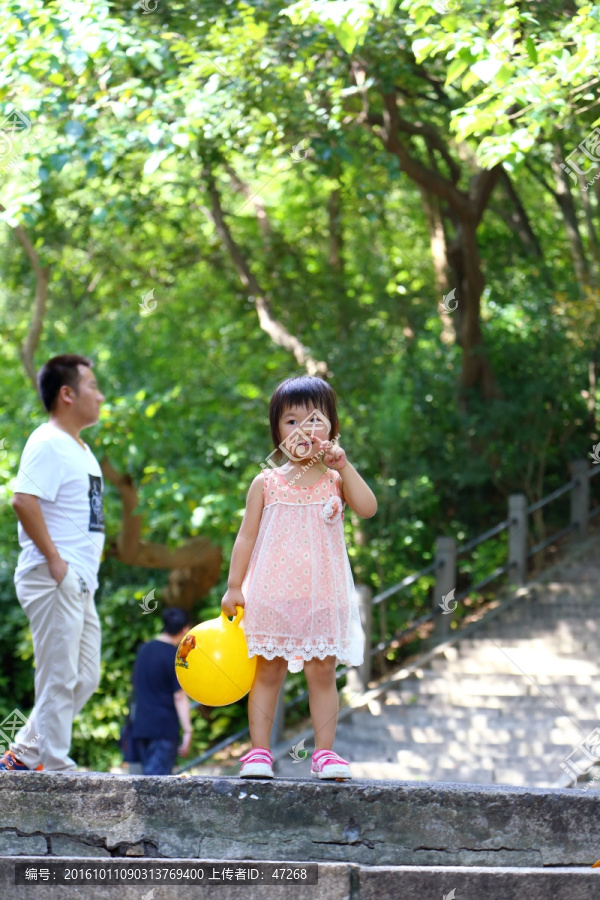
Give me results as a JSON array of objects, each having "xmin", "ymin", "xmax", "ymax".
[
  {"xmin": 269, "ymin": 376, "xmax": 339, "ymax": 450},
  {"xmin": 38, "ymin": 354, "xmax": 93, "ymax": 412},
  {"xmin": 162, "ymin": 607, "xmax": 191, "ymax": 636}
]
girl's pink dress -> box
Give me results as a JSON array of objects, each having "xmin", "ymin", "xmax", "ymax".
[{"xmin": 242, "ymin": 467, "xmax": 364, "ymax": 673}]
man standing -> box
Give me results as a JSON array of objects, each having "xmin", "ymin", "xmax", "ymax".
[{"xmin": 1, "ymin": 355, "xmax": 105, "ymax": 772}]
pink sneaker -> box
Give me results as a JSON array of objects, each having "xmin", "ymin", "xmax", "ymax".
[
  {"xmin": 239, "ymin": 748, "xmax": 274, "ymax": 778},
  {"xmin": 311, "ymin": 749, "xmax": 352, "ymax": 780}
]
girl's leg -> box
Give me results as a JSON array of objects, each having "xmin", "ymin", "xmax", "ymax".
[
  {"xmin": 304, "ymin": 656, "xmax": 338, "ymax": 750},
  {"xmin": 248, "ymin": 656, "xmax": 288, "ymax": 749}
]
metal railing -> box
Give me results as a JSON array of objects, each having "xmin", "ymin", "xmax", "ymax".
[{"xmin": 177, "ymin": 458, "xmax": 600, "ymax": 772}]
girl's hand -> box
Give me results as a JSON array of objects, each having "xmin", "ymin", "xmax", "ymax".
[
  {"xmin": 221, "ymin": 587, "xmax": 245, "ymax": 616},
  {"xmin": 317, "ymin": 437, "xmax": 347, "ymax": 470}
]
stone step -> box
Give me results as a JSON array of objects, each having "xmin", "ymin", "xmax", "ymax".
[
  {"xmin": 272, "ymin": 757, "xmax": 566, "ymax": 787},
  {"xmin": 276, "ymin": 536, "xmax": 600, "ymax": 791},
  {"xmin": 428, "ymin": 656, "xmax": 599, "ymax": 677},
  {"xmin": 2, "ymin": 860, "xmax": 599, "ymax": 900},
  {"xmin": 335, "ymin": 728, "xmax": 587, "ymax": 757},
  {"xmin": 371, "ymin": 705, "xmax": 594, "ymax": 729},
  {"xmin": 3, "ymin": 774, "xmax": 598, "ymax": 870},
  {"xmin": 393, "ymin": 678, "xmax": 600, "ymax": 699},
  {"xmin": 345, "ymin": 712, "xmax": 596, "ymax": 740},
  {"xmin": 335, "ymin": 738, "xmax": 583, "ymax": 763}
]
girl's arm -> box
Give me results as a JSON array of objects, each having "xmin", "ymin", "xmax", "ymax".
[
  {"xmin": 317, "ymin": 438, "xmax": 377, "ymax": 519},
  {"xmin": 221, "ymin": 473, "xmax": 265, "ymax": 615},
  {"xmin": 338, "ymin": 462, "xmax": 378, "ymax": 518}
]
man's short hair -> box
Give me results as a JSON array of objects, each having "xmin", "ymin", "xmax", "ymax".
[
  {"xmin": 162, "ymin": 607, "xmax": 191, "ymax": 636},
  {"xmin": 38, "ymin": 354, "xmax": 93, "ymax": 412}
]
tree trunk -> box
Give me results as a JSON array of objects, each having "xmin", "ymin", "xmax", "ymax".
[
  {"xmin": 447, "ymin": 217, "xmax": 500, "ymax": 400},
  {"xmin": 371, "ymin": 90, "xmax": 501, "ymax": 399},
  {"xmin": 499, "ymin": 169, "xmax": 543, "ymax": 259},
  {"xmin": 418, "ymin": 186, "xmax": 454, "ymax": 344},
  {"xmin": 579, "ymin": 175, "xmax": 599, "ymax": 284},
  {"xmin": 551, "ymin": 149, "xmax": 590, "ymax": 289},
  {"xmin": 328, "ymin": 171, "xmax": 350, "ymax": 340}
]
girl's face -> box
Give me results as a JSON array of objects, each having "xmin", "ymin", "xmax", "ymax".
[{"xmin": 278, "ymin": 405, "xmax": 331, "ymax": 462}]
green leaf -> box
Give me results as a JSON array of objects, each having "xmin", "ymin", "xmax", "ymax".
[
  {"xmin": 65, "ymin": 120, "xmax": 85, "ymax": 140},
  {"xmin": 414, "ymin": 5, "xmax": 434, "ymax": 27},
  {"xmin": 147, "ymin": 51, "xmax": 163, "ymax": 71},
  {"xmin": 48, "ymin": 153, "xmax": 70, "ymax": 172},
  {"xmin": 412, "ymin": 37, "xmax": 433, "ymax": 62},
  {"xmin": 525, "ymin": 37, "xmax": 538, "ymax": 64},
  {"xmin": 445, "ymin": 57, "xmax": 469, "ymax": 86},
  {"xmin": 143, "ymin": 149, "xmax": 170, "ymax": 175},
  {"xmin": 470, "ymin": 58, "xmax": 504, "ymax": 84}
]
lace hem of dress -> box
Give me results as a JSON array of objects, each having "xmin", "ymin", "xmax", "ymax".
[{"xmin": 246, "ymin": 638, "xmax": 363, "ymax": 673}]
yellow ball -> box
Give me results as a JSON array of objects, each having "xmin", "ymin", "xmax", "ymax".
[{"xmin": 175, "ymin": 607, "xmax": 257, "ymax": 707}]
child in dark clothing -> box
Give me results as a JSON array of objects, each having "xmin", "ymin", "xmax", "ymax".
[{"xmin": 132, "ymin": 607, "xmax": 193, "ymax": 775}]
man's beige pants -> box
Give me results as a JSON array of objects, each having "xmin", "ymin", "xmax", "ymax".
[{"xmin": 11, "ymin": 562, "xmax": 101, "ymax": 771}]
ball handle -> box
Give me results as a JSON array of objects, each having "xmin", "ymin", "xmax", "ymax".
[{"xmin": 221, "ymin": 605, "xmax": 244, "ymax": 628}]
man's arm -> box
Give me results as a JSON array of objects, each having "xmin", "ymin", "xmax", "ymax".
[
  {"xmin": 174, "ymin": 689, "xmax": 192, "ymax": 757},
  {"xmin": 11, "ymin": 493, "xmax": 68, "ymax": 584}
]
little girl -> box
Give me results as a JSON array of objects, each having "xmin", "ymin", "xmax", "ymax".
[{"xmin": 221, "ymin": 375, "xmax": 377, "ymax": 779}]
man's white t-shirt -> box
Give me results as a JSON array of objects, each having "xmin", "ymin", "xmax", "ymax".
[{"xmin": 13, "ymin": 422, "xmax": 105, "ymax": 593}]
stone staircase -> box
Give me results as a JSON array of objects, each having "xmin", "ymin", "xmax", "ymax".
[
  {"xmin": 3, "ymin": 772, "xmax": 600, "ymax": 898},
  {"xmin": 275, "ymin": 534, "xmax": 600, "ymax": 788},
  {"xmin": 4, "ymin": 539, "xmax": 600, "ymax": 899}
]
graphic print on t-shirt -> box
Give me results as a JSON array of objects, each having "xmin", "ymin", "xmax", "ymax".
[{"xmin": 88, "ymin": 474, "xmax": 105, "ymax": 532}]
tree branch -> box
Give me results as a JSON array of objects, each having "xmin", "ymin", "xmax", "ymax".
[
  {"xmin": 367, "ymin": 111, "xmax": 462, "ymax": 185},
  {"xmin": 377, "ymin": 91, "xmax": 470, "ymax": 215},
  {"xmin": 0, "ymin": 203, "xmax": 50, "ymax": 393},
  {"xmin": 202, "ymin": 165, "xmax": 330, "ymax": 377},
  {"xmin": 471, "ymin": 164, "xmax": 503, "ymax": 226}
]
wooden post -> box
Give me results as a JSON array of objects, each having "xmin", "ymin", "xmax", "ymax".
[
  {"xmin": 433, "ymin": 536, "xmax": 456, "ymax": 641},
  {"xmin": 346, "ymin": 585, "xmax": 373, "ymax": 694},
  {"xmin": 270, "ymin": 685, "xmax": 286, "ymax": 748},
  {"xmin": 508, "ymin": 494, "xmax": 528, "ymax": 585},
  {"xmin": 570, "ymin": 459, "xmax": 590, "ymax": 539}
]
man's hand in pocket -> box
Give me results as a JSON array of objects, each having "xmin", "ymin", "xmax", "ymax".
[{"xmin": 48, "ymin": 555, "xmax": 68, "ymax": 586}]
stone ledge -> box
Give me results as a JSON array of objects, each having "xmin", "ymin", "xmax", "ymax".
[
  {"xmin": 1, "ymin": 859, "xmax": 599, "ymax": 900},
  {"xmin": 0, "ymin": 857, "xmax": 349, "ymax": 900},
  {"xmin": 1, "ymin": 774, "xmax": 599, "ymax": 867},
  {"xmin": 358, "ymin": 865, "xmax": 600, "ymax": 900}
]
